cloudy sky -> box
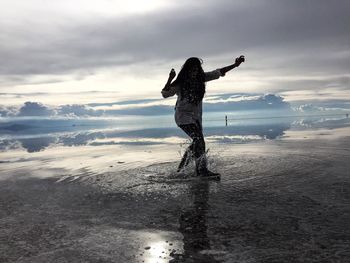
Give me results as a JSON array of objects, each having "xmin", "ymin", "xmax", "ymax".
[{"xmin": 1, "ymin": 0, "xmax": 349, "ymax": 106}]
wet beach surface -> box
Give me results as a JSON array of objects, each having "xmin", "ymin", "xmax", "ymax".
[{"xmin": 1, "ymin": 120, "xmax": 350, "ymax": 262}]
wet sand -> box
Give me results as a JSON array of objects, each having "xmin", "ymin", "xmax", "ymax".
[{"xmin": 1, "ymin": 128, "xmax": 350, "ymax": 262}]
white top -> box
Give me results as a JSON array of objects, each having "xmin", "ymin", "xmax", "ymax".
[{"xmin": 161, "ymin": 69, "xmax": 224, "ymax": 126}]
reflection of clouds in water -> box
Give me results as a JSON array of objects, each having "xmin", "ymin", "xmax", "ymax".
[
  {"xmin": 0, "ymin": 140, "xmax": 22, "ymax": 151},
  {"xmin": 207, "ymin": 135, "xmax": 264, "ymax": 144},
  {"xmin": 292, "ymin": 119, "xmax": 315, "ymax": 128},
  {"xmin": 58, "ymin": 132, "xmax": 105, "ymax": 146},
  {"xmin": 293, "ymin": 117, "xmax": 350, "ymax": 129},
  {"xmin": 0, "ymin": 132, "xmax": 105, "ymax": 152},
  {"xmin": 205, "ymin": 123, "xmax": 290, "ymax": 140},
  {"xmin": 111, "ymin": 123, "xmax": 291, "ymax": 139},
  {"xmin": 19, "ymin": 137, "xmax": 57, "ymax": 153},
  {"xmin": 89, "ymin": 140, "xmax": 166, "ymax": 146},
  {"xmin": 0, "ymin": 132, "xmax": 171, "ymax": 152},
  {"xmin": 0, "ymin": 117, "xmax": 349, "ymax": 153}
]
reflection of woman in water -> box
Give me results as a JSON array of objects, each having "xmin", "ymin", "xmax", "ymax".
[
  {"xmin": 161, "ymin": 56, "xmax": 245, "ymax": 178},
  {"xmin": 170, "ymin": 181, "xmax": 219, "ymax": 263}
]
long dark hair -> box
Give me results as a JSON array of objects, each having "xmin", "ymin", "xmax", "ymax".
[{"xmin": 172, "ymin": 57, "xmax": 206, "ymax": 105}]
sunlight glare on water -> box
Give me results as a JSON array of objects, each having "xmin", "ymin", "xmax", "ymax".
[
  {"xmin": 145, "ymin": 241, "xmax": 168, "ymax": 263},
  {"xmin": 139, "ymin": 232, "xmax": 183, "ymax": 263}
]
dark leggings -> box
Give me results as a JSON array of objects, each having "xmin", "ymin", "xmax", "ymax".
[{"xmin": 179, "ymin": 121, "xmax": 205, "ymax": 160}]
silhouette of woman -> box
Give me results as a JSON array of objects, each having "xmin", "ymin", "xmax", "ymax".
[{"xmin": 161, "ymin": 56, "xmax": 245, "ymax": 178}]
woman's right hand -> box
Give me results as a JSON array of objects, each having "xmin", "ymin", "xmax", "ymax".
[
  {"xmin": 235, "ymin": 55, "xmax": 245, "ymax": 66},
  {"xmin": 169, "ymin": 68, "xmax": 176, "ymax": 79}
]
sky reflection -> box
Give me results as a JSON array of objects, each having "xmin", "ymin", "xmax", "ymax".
[{"xmin": 0, "ymin": 116, "xmax": 349, "ymax": 153}]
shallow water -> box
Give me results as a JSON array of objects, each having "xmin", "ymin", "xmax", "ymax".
[
  {"xmin": 0, "ymin": 116, "xmax": 350, "ymax": 262},
  {"xmin": 0, "ymin": 114, "xmax": 348, "ymax": 154},
  {"xmin": 0, "ymin": 116, "xmax": 348, "ymax": 180}
]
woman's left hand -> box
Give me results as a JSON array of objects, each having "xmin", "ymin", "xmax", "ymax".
[{"xmin": 169, "ymin": 68, "xmax": 176, "ymax": 79}]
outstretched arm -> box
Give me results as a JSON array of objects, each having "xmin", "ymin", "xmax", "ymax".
[{"xmin": 219, "ymin": 55, "xmax": 245, "ymax": 76}]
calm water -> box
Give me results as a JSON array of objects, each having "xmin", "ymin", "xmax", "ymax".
[
  {"xmin": 1, "ymin": 113, "xmax": 350, "ymax": 263},
  {"xmin": 0, "ymin": 113, "xmax": 349, "ymax": 153}
]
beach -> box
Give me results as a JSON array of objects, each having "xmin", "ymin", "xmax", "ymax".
[{"xmin": 1, "ymin": 122, "xmax": 350, "ymax": 262}]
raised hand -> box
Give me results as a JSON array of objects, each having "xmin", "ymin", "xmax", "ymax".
[
  {"xmin": 235, "ymin": 55, "xmax": 245, "ymax": 66},
  {"xmin": 169, "ymin": 68, "xmax": 176, "ymax": 79}
]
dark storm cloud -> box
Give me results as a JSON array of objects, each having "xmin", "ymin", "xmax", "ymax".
[{"xmin": 0, "ymin": 0, "xmax": 349, "ymax": 80}]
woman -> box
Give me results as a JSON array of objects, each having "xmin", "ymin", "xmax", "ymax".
[{"xmin": 161, "ymin": 56, "xmax": 245, "ymax": 178}]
